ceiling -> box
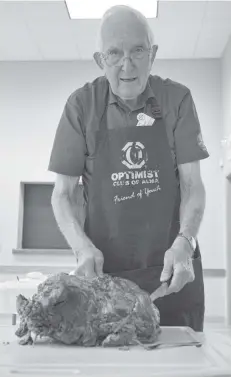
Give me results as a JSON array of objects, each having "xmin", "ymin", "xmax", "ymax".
[{"xmin": 0, "ymin": 0, "xmax": 231, "ymax": 61}]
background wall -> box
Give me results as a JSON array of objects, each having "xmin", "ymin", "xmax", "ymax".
[{"xmin": 0, "ymin": 58, "xmax": 226, "ymax": 320}]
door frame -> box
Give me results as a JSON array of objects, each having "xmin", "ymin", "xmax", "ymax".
[{"xmin": 225, "ymin": 173, "xmax": 231, "ymax": 326}]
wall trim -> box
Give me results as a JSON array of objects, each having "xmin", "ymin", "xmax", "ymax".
[
  {"xmin": 12, "ymin": 248, "xmax": 71, "ymax": 255},
  {"xmin": 204, "ymin": 269, "xmax": 226, "ymax": 277},
  {"xmin": 0, "ymin": 265, "xmax": 74, "ymax": 275},
  {"xmin": 204, "ymin": 316, "xmax": 226, "ymax": 324}
]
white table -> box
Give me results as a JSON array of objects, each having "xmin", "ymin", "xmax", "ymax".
[{"xmin": 0, "ymin": 324, "xmax": 231, "ymax": 377}]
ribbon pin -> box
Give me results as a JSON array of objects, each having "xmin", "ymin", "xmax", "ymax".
[{"xmin": 136, "ymin": 113, "xmax": 155, "ymax": 126}]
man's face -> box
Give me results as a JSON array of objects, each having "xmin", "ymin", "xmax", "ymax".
[{"xmin": 95, "ymin": 13, "xmax": 157, "ymax": 101}]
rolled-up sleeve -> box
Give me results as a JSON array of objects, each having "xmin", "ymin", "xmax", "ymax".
[
  {"xmin": 48, "ymin": 96, "xmax": 86, "ymax": 176},
  {"xmin": 174, "ymin": 90, "xmax": 209, "ymax": 165}
]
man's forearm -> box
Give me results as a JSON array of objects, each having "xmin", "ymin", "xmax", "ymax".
[
  {"xmin": 51, "ymin": 191, "xmax": 93, "ymax": 258},
  {"xmin": 179, "ymin": 185, "xmax": 206, "ymax": 239}
]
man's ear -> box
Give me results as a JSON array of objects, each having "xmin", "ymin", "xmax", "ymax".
[
  {"xmin": 150, "ymin": 45, "xmax": 158, "ymax": 64},
  {"xmin": 93, "ymin": 52, "xmax": 104, "ymax": 70}
]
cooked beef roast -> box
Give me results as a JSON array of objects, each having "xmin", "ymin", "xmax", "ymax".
[{"xmin": 15, "ymin": 273, "xmax": 161, "ymax": 347}]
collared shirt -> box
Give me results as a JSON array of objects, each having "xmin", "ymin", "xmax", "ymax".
[{"xmin": 48, "ymin": 75, "xmax": 209, "ymax": 197}]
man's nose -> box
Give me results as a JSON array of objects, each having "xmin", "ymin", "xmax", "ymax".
[{"xmin": 120, "ymin": 55, "xmax": 134, "ymax": 70}]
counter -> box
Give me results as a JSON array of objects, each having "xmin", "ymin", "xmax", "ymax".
[{"xmin": 0, "ymin": 324, "xmax": 231, "ymax": 377}]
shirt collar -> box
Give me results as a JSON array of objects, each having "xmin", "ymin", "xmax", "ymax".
[{"xmin": 108, "ymin": 76, "xmax": 155, "ymax": 108}]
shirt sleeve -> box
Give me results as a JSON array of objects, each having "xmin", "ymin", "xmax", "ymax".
[
  {"xmin": 174, "ymin": 90, "xmax": 209, "ymax": 165},
  {"xmin": 48, "ymin": 96, "xmax": 86, "ymax": 176}
]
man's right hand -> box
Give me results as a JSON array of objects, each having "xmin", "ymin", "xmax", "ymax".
[{"xmin": 70, "ymin": 246, "xmax": 104, "ymax": 278}]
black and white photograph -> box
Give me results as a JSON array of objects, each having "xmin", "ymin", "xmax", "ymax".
[{"xmin": 0, "ymin": 0, "xmax": 231, "ymax": 375}]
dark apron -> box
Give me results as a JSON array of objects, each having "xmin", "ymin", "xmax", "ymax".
[{"xmin": 84, "ymin": 96, "xmax": 205, "ymax": 332}]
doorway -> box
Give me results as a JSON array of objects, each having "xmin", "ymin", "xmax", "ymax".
[{"xmin": 225, "ymin": 175, "xmax": 231, "ymax": 326}]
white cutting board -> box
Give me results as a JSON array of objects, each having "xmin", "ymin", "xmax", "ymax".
[{"xmin": 0, "ymin": 325, "xmax": 231, "ymax": 377}]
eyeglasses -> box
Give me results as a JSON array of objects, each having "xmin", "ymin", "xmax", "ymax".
[{"xmin": 101, "ymin": 47, "xmax": 152, "ymax": 67}]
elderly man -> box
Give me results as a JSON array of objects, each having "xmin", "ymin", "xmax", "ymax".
[{"xmin": 48, "ymin": 5, "xmax": 209, "ymax": 332}]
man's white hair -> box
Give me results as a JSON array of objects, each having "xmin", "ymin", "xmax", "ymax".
[{"xmin": 95, "ymin": 5, "xmax": 155, "ymax": 52}]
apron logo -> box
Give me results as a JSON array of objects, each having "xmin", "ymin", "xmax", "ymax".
[
  {"xmin": 136, "ymin": 113, "xmax": 155, "ymax": 127},
  {"xmin": 121, "ymin": 141, "xmax": 148, "ymax": 169}
]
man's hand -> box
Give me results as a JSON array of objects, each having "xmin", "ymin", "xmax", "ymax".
[
  {"xmin": 150, "ymin": 237, "xmax": 195, "ymax": 301},
  {"xmin": 70, "ymin": 246, "xmax": 104, "ymax": 278}
]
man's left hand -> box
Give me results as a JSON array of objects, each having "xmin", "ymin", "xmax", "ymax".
[{"xmin": 150, "ymin": 237, "xmax": 195, "ymax": 301}]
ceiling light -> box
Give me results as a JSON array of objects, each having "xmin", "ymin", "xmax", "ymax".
[{"xmin": 65, "ymin": 0, "xmax": 158, "ymax": 19}]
